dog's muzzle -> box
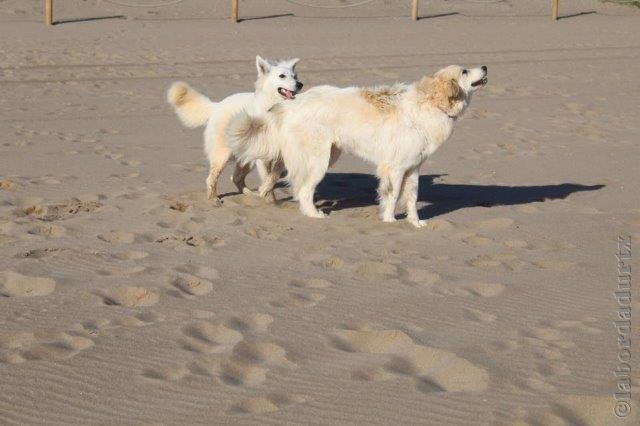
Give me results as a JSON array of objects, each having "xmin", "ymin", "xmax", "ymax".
[{"xmin": 472, "ymin": 66, "xmax": 488, "ymax": 88}]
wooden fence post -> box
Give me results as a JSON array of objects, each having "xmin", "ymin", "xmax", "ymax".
[
  {"xmin": 45, "ymin": 0, "xmax": 53, "ymax": 25},
  {"xmin": 412, "ymin": 0, "xmax": 419, "ymax": 21},
  {"xmin": 552, "ymin": 0, "xmax": 559, "ymax": 20},
  {"xmin": 231, "ymin": 0, "xmax": 239, "ymax": 22}
]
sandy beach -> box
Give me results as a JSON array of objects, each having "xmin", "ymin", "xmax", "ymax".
[{"xmin": 1, "ymin": 0, "xmax": 639, "ymax": 424}]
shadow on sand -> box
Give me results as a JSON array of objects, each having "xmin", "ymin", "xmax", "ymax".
[
  {"xmin": 557, "ymin": 11, "xmax": 596, "ymax": 20},
  {"xmin": 313, "ymin": 173, "xmax": 604, "ymax": 220},
  {"xmin": 54, "ymin": 15, "xmax": 126, "ymax": 25},
  {"xmin": 238, "ymin": 13, "xmax": 295, "ymax": 22}
]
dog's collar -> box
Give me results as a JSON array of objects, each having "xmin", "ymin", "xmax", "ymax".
[{"xmin": 437, "ymin": 106, "xmax": 457, "ymax": 120}]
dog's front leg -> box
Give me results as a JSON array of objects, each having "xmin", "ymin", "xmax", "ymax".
[
  {"xmin": 377, "ymin": 167, "xmax": 404, "ymax": 223},
  {"xmin": 400, "ymin": 168, "xmax": 425, "ymax": 228}
]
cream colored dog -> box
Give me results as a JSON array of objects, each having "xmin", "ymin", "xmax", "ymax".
[
  {"xmin": 227, "ymin": 65, "xmax": 487, "ymax": 227},
  {"xmin": 167, "ymin": 56, "xmax": 302, "ymax": 202}
]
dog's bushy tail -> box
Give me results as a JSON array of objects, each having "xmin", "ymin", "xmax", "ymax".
[
  {"xmin": 167, "ymin": 82, "xmax": 213, "ymax": 128},
  {"xmin": 227, "ymin": 111, "xmax": 280, "ymax": 166}
]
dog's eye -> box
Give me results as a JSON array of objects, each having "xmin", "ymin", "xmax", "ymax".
[
  {"xmin": 462, "ymin": 70, "xmax": 468, "ymax": 75},
  {"xmin": 279, "ymin": 74, "xmax": 285, "ymax": 79}
]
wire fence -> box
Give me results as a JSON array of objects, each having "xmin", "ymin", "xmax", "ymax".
[{"xmin": 42, "ymin": 1, "xmax": 573, "ymax": 26}]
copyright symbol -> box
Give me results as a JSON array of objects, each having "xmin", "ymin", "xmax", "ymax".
[{"xmin": 614, "ymin": 401, "xmax": 630, "ymax": 417}]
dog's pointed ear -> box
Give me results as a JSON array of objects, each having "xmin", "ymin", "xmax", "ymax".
[
  {"xmin": 256, "ymin": 56, "xmax": 271, "ymax": 76},
  {"xmin": 287, "ymin": 58, "xmax": 300, "ymax": 70}
]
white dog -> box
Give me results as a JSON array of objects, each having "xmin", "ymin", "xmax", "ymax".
[
  {"xmin": 167, "ymin": 56, "xmax": 302, "ymax": 202},
  {"xmin": 227, "ymin": 65, "xmax": 487, "ymax": 227}
]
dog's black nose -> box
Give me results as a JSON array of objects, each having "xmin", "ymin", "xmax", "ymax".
[
  {"xmin": 481, "ymin": 65, "xmax": 487, "ymax": 73},
  {"xmin": 296, "ymin": 82, "xmax": 303, "ymax": 90}
]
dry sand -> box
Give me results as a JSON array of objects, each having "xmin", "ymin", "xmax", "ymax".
[{"xmin": 1, "ymin": 0, "xmax": 639, "ymax": 424}]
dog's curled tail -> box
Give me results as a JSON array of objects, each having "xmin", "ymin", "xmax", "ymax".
[
  {"xmin": 167, "ymin": 81, "xmax": 213, "ymax": 128},
  {"xmin": 226, "ymin": 111, "xmax": 280, "ymax": 166}
]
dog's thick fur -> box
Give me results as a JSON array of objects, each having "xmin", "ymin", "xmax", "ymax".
[
  {"xmin": 167, "ymin": 56, "xmax": 302, "ymax": 202},
  {"xmin": 227, "ymin": 65, "xmax": 487, "ymax": 227}
]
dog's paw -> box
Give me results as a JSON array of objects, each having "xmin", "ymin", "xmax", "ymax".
[
  {"xmin": 261, "ymin": 191, "xmax": 276, "ymax": 203},
  {"xmin": 382, "ymin": 217, "xmax": 397, "ymax": 223},
  {"xmin": 409, "ymin": 219, "xmax": 426, "ymax": 228},
  {"xmin": 305, "ymin": 210, "xmax": 327, "ymax": 219},
  {"xmin": 242, "ymin": 187, "xmax": 259, "ymax": 197}
]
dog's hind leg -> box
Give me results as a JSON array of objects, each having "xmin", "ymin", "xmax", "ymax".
[
  {"xmin": 292, "ymin": 153, "xmax": 330, "ymax": 219},
  {"xmin": 206, "ymin": 144, "xmax": 232, "ymax": 203},
  {"xmin": 231, "ymin": 162, "xmax": 252, "ymax": 194},
  {"xmin": 399, "ymin": 167, "xmax": 424, "ymax": 228},
  {"xmin": 256, "ymin": 159, "xmax": 283, "ymax": 203},
  {"xmin": 377, "ymin": 166, "xmax": 404, "ymax": 223}
]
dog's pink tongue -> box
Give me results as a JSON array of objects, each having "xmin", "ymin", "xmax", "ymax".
[{"xmin": 284, "ymin": 89, "xmax": 294, "ymax": 99}]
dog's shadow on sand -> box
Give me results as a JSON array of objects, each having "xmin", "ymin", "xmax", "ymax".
[{"xmin": 314, "ymin": 173, "xmax": 604, "ymax": 220}]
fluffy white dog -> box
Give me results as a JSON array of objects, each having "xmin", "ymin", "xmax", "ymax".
[
  {"xmin": 227, "ymin": 65, "xmax": 487, "ymax": 227},
  {"xmin": 167, "ymin": 56, "xmax": 302, "ymax": 202}
]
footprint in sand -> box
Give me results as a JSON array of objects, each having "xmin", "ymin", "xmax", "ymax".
[
  {"xmin": 520, "ymin": 318, "xmax": 602, "ymax": 353},
  {"xmin": 20, "ymin": 247, "xmax": 65, "ymax": 259},
  {"xmin": 76, "ymin": 312, "xmax": 162, "ymax": 336},
  {"xmin": 401, "ymin": 268, "xmax": 440, "ymax": 287},
  {"xmin": 112, "ymin": 250, "xmax": 149, "ymax": 261},
  {"xmin": 27, "ymin": 224, "xmax": 67, "ymax": 238},
  {"xmin": 244, "ymin": 226, "xmax": 282, "ymax": 241},
  {"xmin": 434, "ymin": 281, "xmax": 505, "ymax": 298},
  {"xmin": 421, "ymin": 218, "xmax": 455, "ymax": 231},
  {"xmin": 220, "ymin": 358, "xmax": 268, "ymax": 386},
  {"xmin": 463, "ymin": 308, "xmax": 497, "ymax": 323},
  {"xmin": 532, "ymin": 260, "xmax": 576, "ymax": 270},
  {"xmin": 0, "ymin": 270, "xmax": 56, "ymax": 297},
  {"xmin": 220, "ymin": 338, "xmax": 294, "ymax": 386},
  {"xmin": 461, "ymin": 234, "xmax": 495, "ymax": 247},
  {"xmin": 168, "ymin": 200, "xmax": 192, "ymax": 213},
  {"xmin": 98, "ymin": 231, "xmax": 139, "ymax": 244},
  {"xmin": 305, "ymin": 254, "xmax": 345, "ymax": 270},
  {"xmin": 180, "ymin": 321, "xmax": 244, "ymax": 354},
  {"xmin": 352, "ymin": 366, "xmax": 395, "ymax": 381},
  {"xmin": 21, "ymin": 200, "xmax": 102, "ymax": 221},
  {"xmin": 172, "ymin": 274, "xmax": 214, "ymax": 296},
  {"xmin": 467, "ymin": 254, "xmax": 526, "ymax": 272},
  {"xmin": 227, "ymin": 313, "xmax": 274, "ymax": 334},
  {"xmin": 355, "ymin": 261, "xmax": 399, "ymax": 278},
  {"xmin": 98, "ymin": 264, "xmax": 147, "ymax": 276},
  {"xmin": 143, "ymin": 364, "xmax": 189, "ymax": 381},
  {"xmin": 270, "ymin": 292, "xmax": 326, "ymax": 309},
  {"xmin": 99, "ymin": 286, "xmax": 159, "ymax": 307},
  {"xmin": 0, "ymin": 330, "xmax": 94, "ymax": 364},
  {"xmin": 331, "ymin": 327, "xmax": 489, "ymax": 393},
  {"xmin": 155, "ymin": 233, "xmax": 225, "ymax": 249},
  {"xmin": 173, "ymin": 314, "xmax": 293, "ymax": 389},
  {"xmin": 289, "ymin": 278, "xmax": 333, "ymax": 290},
  {"xmin": 173, "ymin": 263, "xmax": 219, "ymax": 281},
  {"xmin": 185, "ymin": 353, "xmax": 269, "ymax": 387},
  {"xmin": 230, "ymin": 393, "xmax": 306, "ymax": 414},
  {"xmin": 503, "ymin": 239, "xmax": 529, "ymax": 249},
  {"xmin": 232, "ymin": 340, "xmax": 294, "ymax": 368}
]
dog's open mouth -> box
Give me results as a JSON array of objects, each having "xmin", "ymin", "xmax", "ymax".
[
  {"xmin": 471, "ymin": 76, "xmax": 488, "ymax": 88},
  {"xmin": 278, "ymin": 88, "xmax": 296, "ymax": 99}
]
